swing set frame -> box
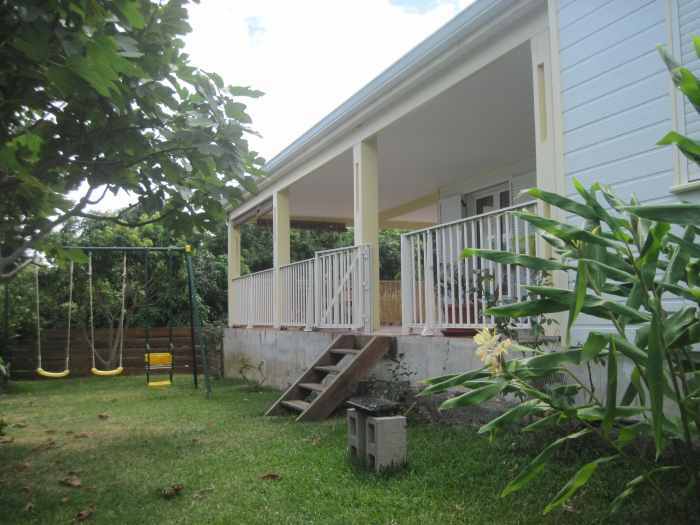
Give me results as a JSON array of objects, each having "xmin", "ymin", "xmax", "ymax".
[{"xmin": 2, "ymin": 245, "xmax": 212, "ymax": 398}]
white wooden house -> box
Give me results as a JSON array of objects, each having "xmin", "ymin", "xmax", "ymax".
[{"xmin": 224, "ymin": 0, "xmax": 700, "ymax": 392}]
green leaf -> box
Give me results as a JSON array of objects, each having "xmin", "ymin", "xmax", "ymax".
[
  {"xmin": 419, "ymin": 368, "xmax": 489, "ymax": 394},
  {"xmin": 567, "ymin": 259, "xmax": 588, "ymax": 345},
  {"xmin": 478, "ymin": 400, "xmax": 547, "ymax": 435},
  {"xmin": 487, "ymin": 299, "xmax": 568, "ymax": 319},
  {"xmin": 648, "ymin": 315, "xmax": 666, "ymax": 458},
  {"xmin": 543, "ymin": 456, "xmax": 618, "ymax": 515},
  {"xmin": 624, "ymin": 202, "xmax": 700, "ymax": 225},
  {"xmin": 460, "ymin": 248, "xmax": 572, "ymax": 272},
  {"xmin": 116, "ymin": 0, "xmax": 146, "ymax": 29},
  {"xmin": 525, "ymin": 188, "xmax": 599, "ymax": 221},
  {"xmin": 439, "ymin": 382, "xmax": 507, "ymax": 410},
  {"xmin": 513, "ymin": 212, "xmax": 621, "ymax": 249},
  {"xmin": 501, "ymin": 429, "xmax": 591, "ymax": 497},
  {"xmin": 581, "ymin": 332, "xmax": 608, "ymax": 361},
  {"xmin": 603, "ymin": 340, "xmax": 618, "ymax": 436}
]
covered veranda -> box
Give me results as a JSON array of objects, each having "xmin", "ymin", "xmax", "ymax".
[{"xmin": 227, "ymin": 0, "xmax": 560, "ymax": 335}]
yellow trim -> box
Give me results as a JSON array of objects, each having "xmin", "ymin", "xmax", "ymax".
[
  {"xmin": 185, "ymin": 244, "xmax": 192, "ymax": 253},
  {"xmin": 36, "ymin": 367, "xmax": 70, "ymax": 379},
  {"xmin": 91, "ymin": 366, "xmax": 124, "ymax": 377}
]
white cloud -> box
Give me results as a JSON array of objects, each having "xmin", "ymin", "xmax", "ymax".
[{"xmin": 185, "ymin": 0, "xmax": 475, "ymax": 162}]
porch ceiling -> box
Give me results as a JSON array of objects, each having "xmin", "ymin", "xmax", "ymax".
[{"xmin": 286, "ymin": 42, "xmax": 534, "ymax": 226}]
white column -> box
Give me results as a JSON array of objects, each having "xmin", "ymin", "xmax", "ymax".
[
  {"xmin": 227, "ymin": 220, "xmax": 241, "ymax": 327},
  {"xmin": 353, "ymin": 139, "xmax": 380, "ymax": 332},
  {"xmin": 272, "ymin": 190, "xmax": 290, "ymax": 328}
]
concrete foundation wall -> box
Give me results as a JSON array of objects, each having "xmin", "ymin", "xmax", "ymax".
[{"xmin": 223, "ymin": 328, "xmax": 481, "ymax": 390}]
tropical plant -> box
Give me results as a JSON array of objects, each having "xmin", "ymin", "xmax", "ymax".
[
  {"xmin": 0, "ymin": 0, "xmax": 265, "ymax": 280},
  {"xmin": 421, "ymin": 41, "xmax": 700, "ymax": 517}
]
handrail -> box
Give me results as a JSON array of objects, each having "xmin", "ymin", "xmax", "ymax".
[
  {"xmin": 279, "ymin": 257, "xmax": 314, "ymax": 270},
  {"xmin": 402, "ymin": 200, "xmax": 537, "ymax": 237},
  {"xmin": 231, "ymin": 267, "xmax": 274, "ymax": 281},
  {"xmin": 316, "ymin": 244, "xmax": 369, "ymax": 256}
]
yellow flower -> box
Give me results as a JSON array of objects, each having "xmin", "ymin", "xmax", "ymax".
[{"xmin": 474, "ymin": 329, "xmax": 510, "ymax": 375}]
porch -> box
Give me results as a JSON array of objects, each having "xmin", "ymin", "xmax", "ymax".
[{"xmin": 227, "ymin": 2, "xmax": 558, "ymax": 336}]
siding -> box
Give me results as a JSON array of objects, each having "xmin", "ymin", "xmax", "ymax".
[
  {"xmin": 678, "ymin": 0, "xmax": 700, "ymax": 180},
  {"xmin": 556, "ymin": 0, "xmax": 678, "ymax": 342},
  {"xmin": 559, "ymin": 0, "xmax": 673, "ymax": 206}
]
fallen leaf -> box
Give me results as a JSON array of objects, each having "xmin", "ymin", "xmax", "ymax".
[
  {"xmin": 260, "ymin": 473, "xmax": 281, "ymax": 481},
  {"xmin": 0, "ymin": 436, "xmax": 14, "ymax": 444},
  {"xmin": 75, "ymin": 432, "xmax": 90, "ymax": 439},
  {"xmin": 24, "ymin": 502, "xmax": 34, "ymax": 512},
  {"xmin": 304, "ymin": 435, "xmax": 321, "ymax": 446},
  {"xmin": 61, "ymin": 497, "xmax": 70, "ymax": 504},
  {"xmin": 45, "ymin": 429, "xmax": 56, "ymax": 434},
  {"xmin": 22, "ymin": 486, "xmax": 32, "ymax": 495},
  {"xmin": 60, "ymin": 475, "xmax": 81, "ymax": 488},
  {"xmin": 75, "ymin": 505, "xmax": 95, "ymax": 522},
  {"xmin": 66, "ymin": 430, "xmax": 74, "ymax": 435},
  {"xmin": 15, "ymin": 462, "xmax": 31, "ymax": 472},
  {"xmin": 97, "ymin": 413, "xmax": 109, "ymax": 420},
  {"xmin": 14, "ymin": 422, "xmax": 27, "ymax": 428},
  {"xmin": 192, "ymin": 487, "xmax": 214, "ymax": 500}
]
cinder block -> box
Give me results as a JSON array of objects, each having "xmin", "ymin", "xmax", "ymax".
[
  {"xmin": 346, "ymin": 409, "xmax": 367, "ymax": 461},
  {"xmin": 365, "ymin": 416, "xmax": 407, "ymax": 471}
]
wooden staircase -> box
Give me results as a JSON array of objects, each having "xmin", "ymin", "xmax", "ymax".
[{"xmin": 265, "ymin": 335, "xmax": 394, "ymax": 422}]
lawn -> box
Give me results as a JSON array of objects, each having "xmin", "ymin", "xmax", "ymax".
[{"xmin": 0, "ymin": 376, "xmax": 683, "ymax": 524}]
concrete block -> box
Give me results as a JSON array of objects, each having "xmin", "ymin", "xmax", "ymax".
[
  {"xmin": 365, "ymin": 415, "xmax": 407, "ymax": 471},
  {"xmin": 346, "ymin": 409, "xmax": 367, "ymax": 461}
]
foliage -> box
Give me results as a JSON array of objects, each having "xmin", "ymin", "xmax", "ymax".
[
  {"xmin": 0, "ymin": 0, "xmax": 265, "ymax": 280},
  {"xmin": 423, "ymin": 37, "xmax": 700, "ymax": 516},
  {"xmin": 423, "ymin": 180, "xmax": 700, "ymax": 516}
]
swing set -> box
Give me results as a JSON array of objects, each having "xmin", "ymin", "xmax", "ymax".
[{"xmin": 27, "ymin": 245, "xmax": 211, "ymax": 396}]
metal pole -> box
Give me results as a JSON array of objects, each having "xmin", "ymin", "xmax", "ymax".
[
  {"xmin": 185, "ymin": 251, "xmax": 199, "ymax": 389},
  {"xmin": 185, "ymin": 248, "xmax": 211, "ymax": 398},
  {"xmin": 2, "ymin": 282, "xmax": 9, "ymax": 362}
]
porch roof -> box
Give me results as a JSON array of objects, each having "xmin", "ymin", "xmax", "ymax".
[{"xmin": 229, "ymin": 0, "xmax": 544, "ymax": 224}]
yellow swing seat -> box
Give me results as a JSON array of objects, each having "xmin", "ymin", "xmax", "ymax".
[
  {"xmin": 36, "ymin": 367, "xmax": 70, "ymax": 379},
  {"xmin": 147, "ymin": 379, "xmax": 172, "ymax": 388},
  {"xmin": 91, "ymin": 366, "xmax": 124, "ymax": 377}
]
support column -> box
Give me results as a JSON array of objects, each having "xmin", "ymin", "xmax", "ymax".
[
  {"xmin": 273, "ymin": 189, "xmax": 290, "ymax": 328},
  {"xmin": 353, "ymin": 139, "xmax": 380, "ymax": 332},
  {"xmin": 227, "ymin": 220, "xmax": 241, "ymax": 327}
]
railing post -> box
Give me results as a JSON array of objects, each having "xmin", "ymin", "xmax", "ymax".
[
  {"xmin": 305, "ymin": 259, "xmax": 315, "ymax": 331},
  {"xmin": 362, "ymin": 245, "xmax": 372, "ymax": 334},
  {"xmin": 422, "ymin": 231, "xmax": 435, "ymax": 336},
  {"xmin": 400, "ymin": 234, "xmax": 411, "ymax": 335},
  {"xmin": 314, "ymin": 252, "xmax": 321, "ymax": 328}
]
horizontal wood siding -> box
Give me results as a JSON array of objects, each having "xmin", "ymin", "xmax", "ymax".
[
  {"xmin": 559, "ymin": 0, "xmax": 673, "ymax": 205},
  {"xmin": 679, "ymin": 0, "xmax": 700, "ymax": 180},
  {"xmin": 556, "ymin": 0, "xmax": 679, "ymax": 341}
]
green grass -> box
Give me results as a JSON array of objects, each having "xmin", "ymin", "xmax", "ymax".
[{"xmin": 0, "ymin": 377, "xmax": 684, "ymax": 524}]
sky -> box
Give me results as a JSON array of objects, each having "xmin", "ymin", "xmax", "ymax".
[
  {"xmin": 91, "ymin": 0, "xmax": 474, "ymax": 211},
  {"xmin": 184, "ymin": 0, "xmax": 475, "ymax": 162}
]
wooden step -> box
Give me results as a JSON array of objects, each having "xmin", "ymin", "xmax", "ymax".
[
  {"xmin": 281, "ymin": 400, "xmax": 310, "ymax": 412},
  {"xmin": 330, "ymin": 348, "xmax": 359, "ymax": 356},
  {"xmin": 299, "ymin": 382, "xmax": 326, "ymax": 392},
  {"xmin": 315, "ymin": 365, "xmax": 341, "ymax": 374}
]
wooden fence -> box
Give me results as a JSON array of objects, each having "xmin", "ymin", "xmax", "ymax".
[
  {"xmin": 6, "ymin": 326, "xmax": 222, "ymax": 380},
  {"xmin": 380, "ymin": 281, "xmax": 401, "ymax": 326}
]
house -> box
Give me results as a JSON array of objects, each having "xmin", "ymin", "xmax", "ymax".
[{"xmin": 223, "ymin": 0, "xmax": 700, "ymax": 404}]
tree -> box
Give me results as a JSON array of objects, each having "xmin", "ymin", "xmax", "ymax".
[{"xmin": 0, "ymin": 0, "xmax": 265, "ymax": 279}]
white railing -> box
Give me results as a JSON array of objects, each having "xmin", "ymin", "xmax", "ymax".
[
  {"xmin": 230, "ymin": 267, "xmax": 274, "ymax": 327},
  {"xmin": 315, "ymin": 245, "xmax": 371, "ymax": 331},
  {"xmin": 280, "ymin": 258, "xmax": 315, "ymax": 329},
  {"xmin": 401, "ymin": 201, "xmax": 538, "ymax": 332}
]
